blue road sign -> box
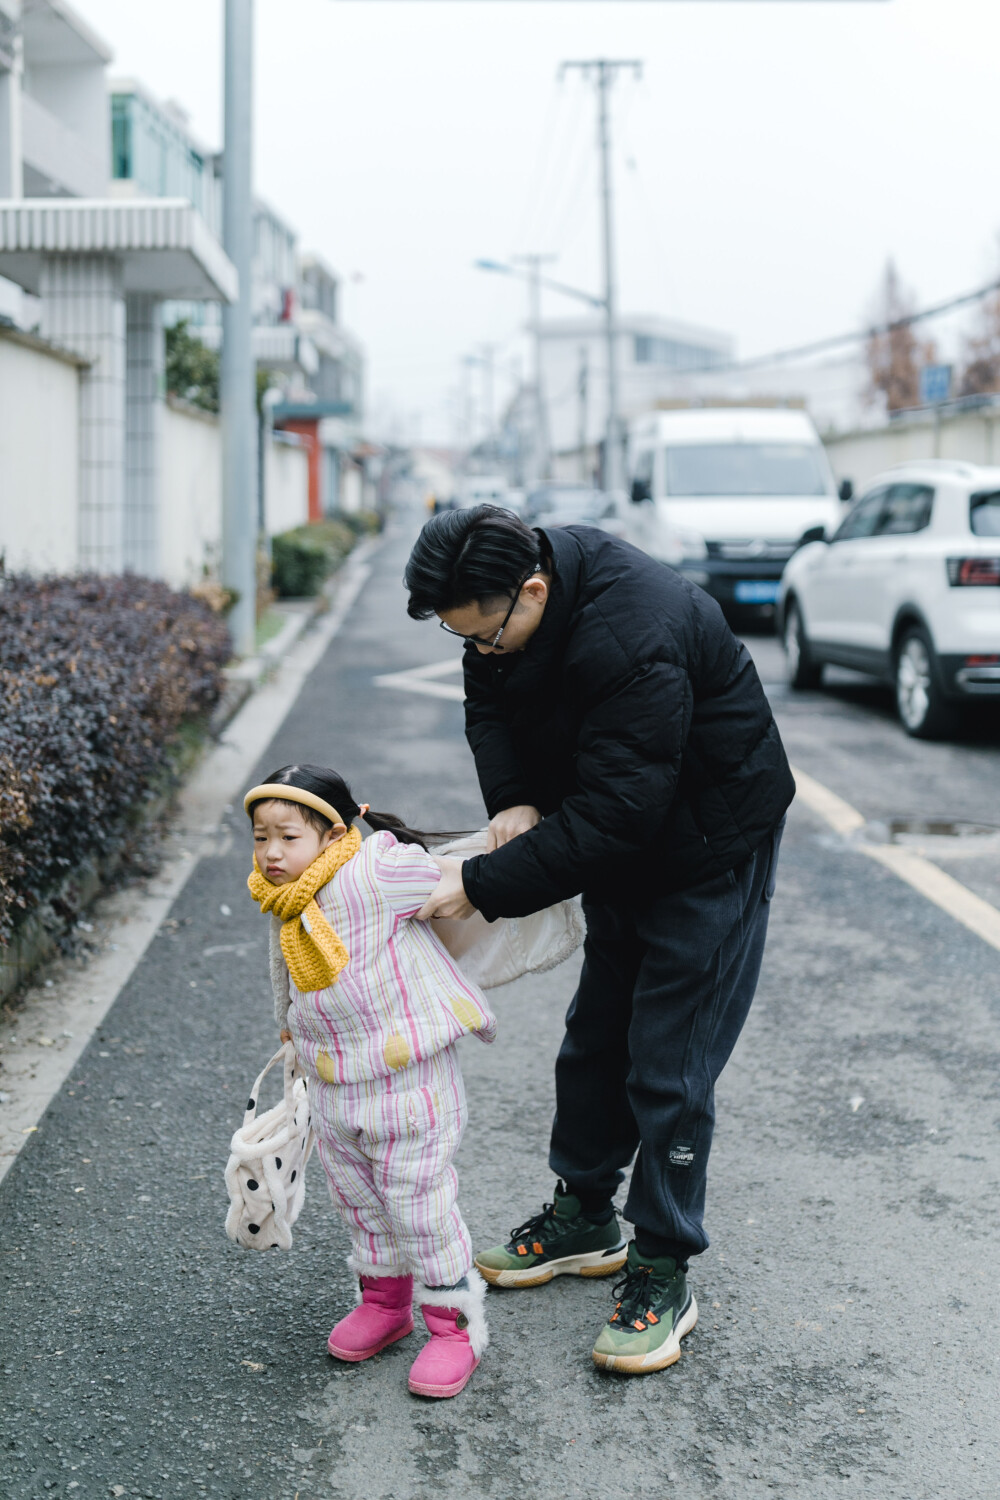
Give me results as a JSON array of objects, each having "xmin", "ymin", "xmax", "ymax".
[{"xmin": 919, "ymin": 364, "xmax": 952, "ymax": 406}]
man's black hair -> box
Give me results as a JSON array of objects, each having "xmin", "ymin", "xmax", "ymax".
[{"xmin": 403, "ymin": 504, "xmax": 542, "ymax": 620}]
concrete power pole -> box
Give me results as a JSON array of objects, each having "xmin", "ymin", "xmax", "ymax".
[
  {"xmin": 221, "ymin": 0, "xmax": 256, "ymax": 656},
  {"xmin": 560, "ymin": 59, "xmax": 641, "ymax": 494},
  {"xmin": 512, "ymin": 252, "xmax": 556, "ymax": 483},
  {"xmin": 577, "ymin": 343, "xmax": 589, "ymax": 483},
  {"xmin": 478, "ymin": 343, "xmax": 497, "ymax": 464}
]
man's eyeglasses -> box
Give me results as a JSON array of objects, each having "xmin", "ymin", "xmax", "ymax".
[{"xmin": 439, "ymin": 566, "xmax": 541, "ymax": 650}]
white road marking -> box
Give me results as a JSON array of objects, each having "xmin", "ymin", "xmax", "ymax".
[
  {"xmin": 792, "ymin": 764, "xmax": 1000, "ymax": 954},
  {"xmin": 374, "ymin": 656, "xmax": 465, "ymax": 702},
  {"xmin": 0, "ymin": 544, "xmax": 377, "ymax": 1185}
]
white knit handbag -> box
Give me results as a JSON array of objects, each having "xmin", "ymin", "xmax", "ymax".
[{"xmin": 224, "ymin": 1041, "xmax": 315, "ymax": 1251}]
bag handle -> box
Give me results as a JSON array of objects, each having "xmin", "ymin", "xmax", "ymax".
[{"xmin": 242, "ymin": 1039, "xmax": 301, "ymax": 1126}]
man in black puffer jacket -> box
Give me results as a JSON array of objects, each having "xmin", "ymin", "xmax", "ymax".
[{"xmin": 407, "ymin": 505, "xmax": 793, "ymax": 1375}]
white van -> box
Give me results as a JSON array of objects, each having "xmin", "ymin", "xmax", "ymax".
[{"xmin": 625, "ymin": 407, "xmax": 846, "ymax": 613}]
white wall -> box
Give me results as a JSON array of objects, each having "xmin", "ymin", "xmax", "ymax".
[
  {"xmin": 0, "ymin": 332, "xmax": 79, "ymax": 572},
  {"xmin": 824, "ymin": 407, "xmax": 1000, "ymax": 491},
  {"xmin": 265, "ymin": 437, "xmax": 309, "ymax": 535},
  {"xmin": 160, "ymin": 399, "xmax": 222, "ymax": 590},
  {"xmin": 162, "ymin": 400, "xmax": 310, "ymax": 588},
  {"xmin": 341, "ymin": 462, "xmax": 363, "ymax": 515}
]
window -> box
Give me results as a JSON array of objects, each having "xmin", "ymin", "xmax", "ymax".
[
  {"xmin": 874, "ymin": 483, "xmax": 934, "ymax": 536},
  {"xmin": 110, "ymin": 98, "xmax": 132, "ymax": 179},
  {"xmin": 832, "ymin": 489, "xmax": 887, "ymax": 542},
  {"xmin": 662, "ymin": 442, "xmax": 828, "ymax": 497},
  {"xmin": 970, "ymin": 491, "xmax": 1000, "ymax": 536},
  {"xmin": 633, "ymin": 336, "xmax": 722, "ymax": 370}
]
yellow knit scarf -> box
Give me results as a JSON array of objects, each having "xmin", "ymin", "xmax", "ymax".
[{"xmin": 247, "ymin": 826, "xmax": 362, "ymax": 992}]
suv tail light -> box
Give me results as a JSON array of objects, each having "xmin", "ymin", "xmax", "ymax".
[{"xmin": 946, "ymin": 556, "xmax": 1000, "ymax": 586}]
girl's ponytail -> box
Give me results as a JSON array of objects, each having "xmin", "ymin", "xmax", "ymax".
[
  {"xmin": 251, "ymin": 763, "xmax": 465, "ymax": 852},
  {"xmin": 361, "ymin": 807, "xmax": 437, "ymax": 851}
]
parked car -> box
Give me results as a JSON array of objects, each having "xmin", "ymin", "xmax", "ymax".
[
  {"xmin": 624, "ymin": 407, "xmax": 847, "ymax": 616},
  {"xmin": 458, "ymin": 474, "xmax": 515, "ymax": 509},
  {"xmin": 524, "ymin": 485, "xmax": 611, "ymax": 527},
  {"xmin": 777, "ymin": 460, "xmax": 1000, "ymax": 738}
]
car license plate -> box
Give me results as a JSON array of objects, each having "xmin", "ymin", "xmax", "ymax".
[{"xmin": 735, "ymin": 580, "xmax": 780, "ymax": 604}]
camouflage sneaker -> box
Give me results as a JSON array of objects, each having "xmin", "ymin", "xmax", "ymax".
[
  {"xmin": 591, "ymin": 1241, "xmax": 699, "ymax": 1374},
  {"xmin": 474, "ymin": 1183, "xmax": 627, "ymax": 1288}
]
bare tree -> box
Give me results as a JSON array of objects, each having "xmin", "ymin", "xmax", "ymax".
[
  {"xmin": 865, "ymin": 260, "xmax": 936, "ymax": 412},
  {"xmin": 958, "ymin": 281, "xmax": 1000, "ymax": 397}
]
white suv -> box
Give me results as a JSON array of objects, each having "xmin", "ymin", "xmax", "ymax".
[{"xmin": 778, "ymin": 460, "xmax": 1000, "ymax": 737}]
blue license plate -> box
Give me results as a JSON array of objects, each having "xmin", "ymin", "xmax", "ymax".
[{"xmin": 735, "ymin": 580, "xmax": 780, "ymax": 604}]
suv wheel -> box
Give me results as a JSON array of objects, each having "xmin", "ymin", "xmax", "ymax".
[
  {"xmin": 783, "ymin": 600, "xmax": 823, "ymax": 690},
  {"xmin": 895, "ymin": 627, "xmax": 956, "ymax": 739}
]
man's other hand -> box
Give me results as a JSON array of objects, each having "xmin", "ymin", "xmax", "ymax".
[
  {"xmin": 486, "ymin": 804, "xmax": 541, "ymax": 851},
  {"xmin": 416, "ymin": 857, "xmax": 476, "ymax": 921}
]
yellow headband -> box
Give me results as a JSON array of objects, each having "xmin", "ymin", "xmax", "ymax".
[{"xmin": 244, "ymin": 783, "xmax": 345, "ymax": 827}]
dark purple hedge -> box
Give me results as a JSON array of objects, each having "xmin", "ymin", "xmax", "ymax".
[{"xmin": 0, "ymin": 573, "xmax": 231, "ymax": 945}]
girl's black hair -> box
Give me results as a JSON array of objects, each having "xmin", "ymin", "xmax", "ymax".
[{"xmin": 247, "ymin": 764, "xmax": 454, "ymax": 851}]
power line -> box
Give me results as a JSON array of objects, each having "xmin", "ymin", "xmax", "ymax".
[{"xmin": 699, "ymin": 278, "xmax": 1000, "ymax": 377}]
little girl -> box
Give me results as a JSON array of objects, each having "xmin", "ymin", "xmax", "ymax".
[{"xmin": 245, "ymin": 762, "xmax": 496, "ymax": 1400}]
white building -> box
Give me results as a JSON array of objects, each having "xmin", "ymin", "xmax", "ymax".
[
  {"xmin": 0, "ymin": 0, "xmax": 110, "ymax": 200},
  {"xmin": 539, "ymin": 312, "xmax": 733, "ymax": 476},
  {"xmin": 646, "ymin": 347, "xmax": 874, "ymax": 441},
  {"xmin": 0, "ymin": 1, "xmax": 240, "ymax": 579}
]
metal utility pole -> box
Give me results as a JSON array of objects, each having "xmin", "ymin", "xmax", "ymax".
[
  {"xmin": 577, "ymin": 343, "xmax": 589, "ymax": 483},
  {"xmin": 478, "ymin": 343, "xmax": 497, "ymax": 464},
  {"xmin": 221, "ymin": 0, "xmax": 256, "ymax": 656},
  {"xmin": 560, "ymin": 59, "xmax": 641, "ymax": 494},
  {"xmin": 512, "ymin": 252, "xmax": 556, "ymax": 482}
]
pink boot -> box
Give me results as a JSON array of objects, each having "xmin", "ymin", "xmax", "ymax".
[
  {"xmin": 327, "ymin": 1268, "xmax": 414, "ymax": 1362},
  {"xmin": 408, "ymin": 1271, "xmax": 488, "ymax": 1399}
]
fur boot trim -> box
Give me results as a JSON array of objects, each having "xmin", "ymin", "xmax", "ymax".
[
  {"xmin": 347, "ymin": 1253, "xmax": 412, "ymax": 1286},
  {"xmin": 413, "ymin": 1267, "xmax": 489, "ymax": 1357}
]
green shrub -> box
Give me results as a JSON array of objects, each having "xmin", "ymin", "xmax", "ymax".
[
  {"xmin": 342, "ymin": 509, "xmax": 383, "ymax": 537},
  {"xmin": 270, "ymin": 519, "xmax": 356, "ymax": 598},
  {"xmin": 270, "ymin": 531, "xmax": 330, "ymax": 598}
]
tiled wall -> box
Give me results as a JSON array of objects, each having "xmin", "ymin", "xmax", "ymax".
[
  {"xmin": 124, "ymin": 293, "xmax": 162, "ymax": 575},
  {"xmin": 39, "ymin": 254, "xmax": 126, "ymax": 572}
]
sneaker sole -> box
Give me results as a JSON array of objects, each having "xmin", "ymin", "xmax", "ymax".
[
  {"xmin": 408, "ymin": 1356, "xmax": 480, "ymax": 1399},
  {"xmin": 475, "ymin": 1245, "xmax": 627, "ymax": 1288},
  {"xmin": 327, "ymin": 1317, "xmax": 414, "ymax": 1362},
  {"xmin": 592, "ymin": 1294, "xmax": 698, "ymax": 1375}
]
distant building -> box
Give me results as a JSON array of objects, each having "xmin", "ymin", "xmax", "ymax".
[
  {"xmin": 0, "ymin": 0, "xmax": 110, "ymax": 200},
  {"xmin": 110, "ymin": 81, "xmax": 218, "ymax": 230},
  {"xmin": 275, "ymin": 252, "xmax": 367, "ymax": 517},
  {"xmin": 647, "ymin": 348, "xmax": 873, "ymax": 440},
  {"xmin": 539, "ymin": 312, "xmax": 733, "ymax": 477},
  {"xmin": 108, "ymin": 78, "xmax": 368, "ymax": 516}
]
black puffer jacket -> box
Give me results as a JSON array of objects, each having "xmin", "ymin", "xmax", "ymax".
[{"xmin": 460, "ymin": 525, "xmax": 795, "ymax": 921}]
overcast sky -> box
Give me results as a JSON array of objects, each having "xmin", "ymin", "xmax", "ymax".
[{"xmin": 80, "ymin": 0, "xmax": 1000, "ymax": 440}]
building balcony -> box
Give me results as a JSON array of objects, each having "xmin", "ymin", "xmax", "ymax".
[{"xmin": 21, "ymin": 89, "xmax": 108, "ymax": 198}]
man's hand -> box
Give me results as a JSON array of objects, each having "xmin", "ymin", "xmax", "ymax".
[
  {"xmin": 486, "ymin": 804, "xmax": 541, "ymax": 851},
  {"xmin": 416, "ymin": 857, "xmax": 477, "ymax": 921}
]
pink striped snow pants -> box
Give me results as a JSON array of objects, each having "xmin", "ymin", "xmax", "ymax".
[{"xmin": 310, "ymin": 1045, "xmax": 473, "ymax": 1287}]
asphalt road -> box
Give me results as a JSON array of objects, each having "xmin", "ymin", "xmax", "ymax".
[{"xmin": 2, "ymin": 513, "xmax": 999, "ymax": 1500}]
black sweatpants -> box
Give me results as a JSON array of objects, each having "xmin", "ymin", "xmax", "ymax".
[{"xmin": 549, "ymin": 820, "xmax": 783, "ymax": 1260}]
